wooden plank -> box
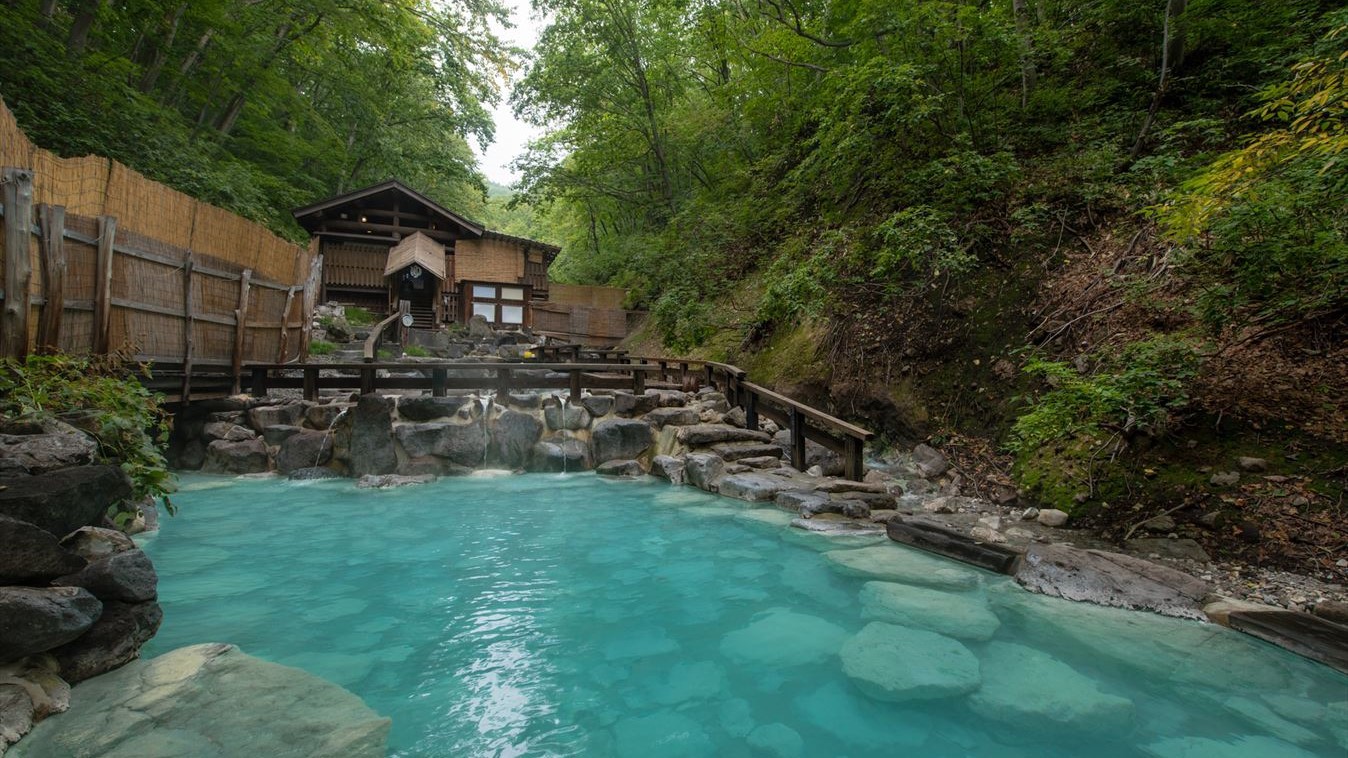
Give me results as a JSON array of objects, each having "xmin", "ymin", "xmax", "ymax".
[
  {"xmin": 93, "ymin": 216, "xmax": 116, "ymax": 353},
  {"xmin": 180, "ymin": 254, "xmax": 195, "ymax": 404},
  {"xmin": 276, "ymin": 285, "xmax": 297, "ymax": 362},
  {"xmin": 231, "ymin": 269, "xmax": 252, "ymax": 394},
  {"xmin": 1, "ymin": 168, "xmax": 34, "ymax": 359},
  {"xmin": 36, "ymin": 205, "xmax": 66, "ymax": 353},
  {"xmin": 108, "ymin": 297, "xmax": 234, "ymax": 327}
]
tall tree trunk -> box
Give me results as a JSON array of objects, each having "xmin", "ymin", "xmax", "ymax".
[
  {"xmin": 213, "ymin": 16, "xmax": 320, "ymax": 136},
  {"xmin": 1012, "ymin": 0, "xmax": 1037, "ymax": 108},
  {"xmin": 138, "ymin": 3, "xmax": 188, "ymax": 93},
  {"xmin": 66, "ymin": 0, "xmax": 106, "ymax": 57},
  {"xmin": 38, "ymin": 0, "xmax": 57, "ymax": 27},
  {"xmin": 1124, "ymin": 0, "xmax": 1187, "ymax": 167}
]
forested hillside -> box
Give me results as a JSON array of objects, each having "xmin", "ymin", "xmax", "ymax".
[
  {"xmin": 1, "ymin": 0, "xmax": 1344, "ymax": 570},
  {"xmin": 514, "ymin": 0, "xmax": 1347, "ymax": 570},
  {"xmin": 0, "ymin": 0, "xmax": 515, "ymax": 236}
]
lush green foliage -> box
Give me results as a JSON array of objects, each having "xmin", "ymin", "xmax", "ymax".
[
  {"xmin": 1159, "ymin": 13, "xmax": 1348, "ymax": 331},
  {"xmin": 0, "ymin": 355, "xmax": 175, "ymax": 511},
  {"xmin": 403, "ymin": 344, "xmax": 431, "ymax": 358},
  {"xmin": 342, "ymin": 306, "xmax": 378, "ymax": 327},
  {"xmin": 1009, "ymin": 338, "xmax": 1204, "ymax": 453},
  {"xmin": 0, "ymin": 0, "xmax": 513, "ymax": 237},
  {"xmin": 515, "ymin": 0, "xmax": 1340, "ymax": 349}
]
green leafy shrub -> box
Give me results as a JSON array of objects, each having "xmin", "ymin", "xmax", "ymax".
[
  {"xmin": 308, "ymin": 340, "xmax": 337, "ymax": 356},
  {"xmin": 0, "ymin": 354, "xmax": 175, "ymax": 513},
  {"xmin": 1009, "ymin": 337, "xmax": 1203, "ymax": 452},
  {"xmin": 404, "ymin": 345, "xmax": 430, "ymax": 357},
  {"xmin": 652, "ymin": 286, "xmax": 718, "ymax": 352}
]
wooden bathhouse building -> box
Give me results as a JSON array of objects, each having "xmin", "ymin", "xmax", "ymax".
[{"xmin": 293, "ymin": 180, "xmax": 560, "ymax": 329}]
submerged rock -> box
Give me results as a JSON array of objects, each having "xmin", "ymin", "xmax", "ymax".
[
  {"xmin": 354, "ymin": 474, "xmax": 434, "ymax": 489},
  {"xmin": 10, "ymin": 643, "xmax": 390, "ymax": 757},
  {"xmin": 839, "ymin": 622, "xmax": 980, "ymax": 702},
  {"xmin": 858, "ymin": 582, "xmax": 1000, "ymax": 641},
  {"xmin": 720, "ymin": 608, "xmax": 848, "ymax": 667},
  {"xmin": 1140, "ymin": 735, "xmax": 1319, "ymax": 758},
  {"xmin": 823, "ymin": 545, "xmax": 983, "ymax": 591},
  {"xmin": 968, "ymin": 641, "xmax": 1134, "ymax": 734}
]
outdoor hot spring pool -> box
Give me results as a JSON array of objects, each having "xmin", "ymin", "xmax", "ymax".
[{"xmin": 140, "ymin": 474, "xmax": 1348, "ymax": 757}]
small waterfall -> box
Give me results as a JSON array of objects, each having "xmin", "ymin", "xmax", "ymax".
[
  {"xmin": 477, "ymin": 391, "xmax": 496, "ymax": 470},
  {"xmin": 317, "ymin": 408, "xmax": 347, "ymax": 468},
  {"xmin": 556, "ymin": 393, "xmax": 570, "ymax": 475}
]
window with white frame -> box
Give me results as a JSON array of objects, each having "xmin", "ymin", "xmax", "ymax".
[{"xmin": 468, "ymin": 283, "xmax": 527, "ymax": 325}]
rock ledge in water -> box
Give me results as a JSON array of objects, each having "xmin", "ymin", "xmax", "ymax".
[{"xmin": 11, "ymin": 643, "xmax": 389, "ymax": 757}]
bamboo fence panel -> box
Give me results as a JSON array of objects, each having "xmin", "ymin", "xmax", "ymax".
[{"xmin": 0, "ymin": 96, "xmax": 317, "ymax": 385}]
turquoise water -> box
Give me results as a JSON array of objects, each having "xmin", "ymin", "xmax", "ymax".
[{"xmin": 142, "ymin": 474, "xmax": 1348, "ymax": 757}]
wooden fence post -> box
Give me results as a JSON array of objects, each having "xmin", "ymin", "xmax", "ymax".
[
  {"xmin": 180, "ymin": 254, "xmax": 196, "ymax": 403},
  {"xmin": 93, "ymin": 215, "xmax": 116, "ymax": 354},
  {"xmin": 277, "ymin": 285, "xmax": 297, "ymax": 362},
  {"xmin": 36, "ymin": 204, "xmax": 66, "ymax": 353},
  {"xmin": 744, "ymin": 391, "xmax": 759, "ymax": 431},
  {"xmin": 789, "ymin": 408, "xmax": 807, "ymax": 471},
  {"xmin": 432, "ymin": 367, "xmax": 447, "ymax": 397},
  {"xmin": 569, "ymin": 369, "xmax": 582, "ymax": 402},
  {"xmin": 299, "ymin": 254, "xmax": 321, "ymax": 362},
  {"xmin": 231, "ymin": 269, "xmax": 252, "ymax": 394},
  {"xmin": 844, "ymin": 437, "xmax": 864, "ymax": 482},
  {"xmin": 1, "ymin": 168, "xmax": 34, "ymax": 359}
]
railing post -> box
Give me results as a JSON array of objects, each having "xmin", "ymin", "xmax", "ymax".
[
  {"xmin": 633, "ymin": 366, "xmax": 645, "ymax": 395},
  {"xmin": 789, "ymin": 408, "xmax": 807, "ymax": 471},
  {"xmin": 844, "ymin": 436, "xmax": 864, "ymax": 481},
  {"xmin": 1, "ymin": 168, "xmax": 34, "ymax": 359},
  {"xmin": 250, "ymin": 367, "xmax": 268, "ymax": 397},
  {"xmin": 658, "ymin": 360, "xmax": 668, "ymax": 384},
  {"xmin": 498, "ymin": 367, "xmax": 512, "ymax": 396},
  {"xmin": 432, "ymin": 367, "xmax": 447, "ymax": 397},
  {"xmin": 744, "ymin": 391, "xmax": 759, "ymax": 431},
  {"xmin": 569, "ymin": 369, "xmax": 582, "ymax": 402},
  {"xmin": 360, "ymin": 366, "xmax": 375, "ymax": 395},
  {"xmin": 302, "ymin": 367, "xmax": 318, "ymax": 401},
  {"xmin": 705, "ymin": 364, "xmax": 714, "ymax": 389}
]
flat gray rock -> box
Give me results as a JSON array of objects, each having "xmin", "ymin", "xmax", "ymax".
[
  {"xmin": 678, "ymin": 424, "xmax": 772, "ymax": 446},
  {"xmin": 717, "ymin": 473, "xmax": 794, "ymax": 502},
  {"xmin": 839, "ymin": 622, "xmax": 980, "ymax": 702},
  {"xmin": 1014, "ymin": 543, "xmax": 1208, "ymax": 619},
  {"xmin": 10, "ymin": 643, "xmax": 389, "ymax": 757},
  {"xmin": 720, "ymin": 608, "xmax": 848, "ymax": 667},
  {"xmin": 0, "ymin": 516, "xmax": 86, "ymax": 584}
]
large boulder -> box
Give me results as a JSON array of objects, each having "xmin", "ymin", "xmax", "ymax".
[
  {"xmin": 591, "ymin": 419, "xmax": 654, "ymax": 465},
  {"xmin": 489, "ymin": 411, "xmax": 543, "ymax": 468},
  {"xmin": 275, "ymin": 431, "xmax": 333, "ymax": 474},
  {"xmin": 968, "ymin": 641, "xmax": 1134, "ymax": 734},
  {"xmin": 527, "ymin": 440, "xmax": 590, "ymax": 473},
  {"xmin": 247, "ymin": 404, "xmax": 306, "ymax": 431},
  {"xmin": 684, "ymin": 453, "xmax": 725, "ymax": 492},
  {"xmin": 581, "ymin": 395, "xmax": 615, "ymax": 417},
  {"xmin": 201, "ymin": 422, "xmax": 256, "ymax": 443},
  {"xmin": 839, "ymin": 622, "xmax": 980, "ymax": 702},
  {"xmin": 397, "ymin": 396, "xmax": 469, "ymax": 422},
  {"xmin": 394, "ymin": 422, "xmax": 487, "ymax": 468},
  {"xmin": 0, "ymin": 419, "xmax": 98, "ymax": 477},
  {"xmin": 304, "ymin": 403, "xmax": 348, "ymax": 430},
  {"xmin": 1014, "ymin": 543, "xmax": 1209, "ymax": 619},
  {"xmin": 58, "ymin": 527, "xmax": 134, "ymax": 563},
  {"xmin": 0, "ymin": 465, "xmax": 131, "ymax": 537},
  {"xmin": 50, "ymin": 600, "xmax": 162, "ymax": 684},
  {"xmin": 0, "ymin": 656, "xmax": 69, "ymax": 755},
  {"xmin": 202, "ymin": 438, "xmax": 270, "ymax": 475},
  {"xmin": 681, "ymin": 424, "xmax": 772, "ymax": 446},
  {"xmin": 260, "ymin": 425, "xmax": 304, "ymax": 447},
  {"xmin": 612, "ymin": 392, "xmax": 658, "ymax": 416},
  {"xmin": 910, "ymin": 443, "xmax": 948, "ymax": 478},
  {"xmin": 650, "ymin": 455, "xmax": 686, "ymax": 484},
  {"xmin": 12, "ymin": 643, "xmax": 390, "ymax": 757},
  {"xmin": 53, "ymin": 549, "xmax": 157, "ymax": 603},
  {"xmin": 0, "ymin": 586, "xmax": 102, "ymax": 663},
  {"xmin": 544, "ymin": 403, "xmax": 590, "ymax": 431},
  {"xmin": 337, "ymin": 395, "xmax": 397, "ymax": 477},
  {"xmin": 0, "ymin": 516, "xmax": 86, "ymax": 584}
]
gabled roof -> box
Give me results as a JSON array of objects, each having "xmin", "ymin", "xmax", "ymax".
[
  {"xmin": 292, "ymin": 179, "xmax": 485, "ymax": 238},
  {"xmin": 384, "ymin": 232, "xmax": 447, "ymax": 280}
]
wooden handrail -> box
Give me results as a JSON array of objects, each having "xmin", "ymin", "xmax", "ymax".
[{"xmin": 362, "ymin": 300, "xmax": 409, "ymax": 362}]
